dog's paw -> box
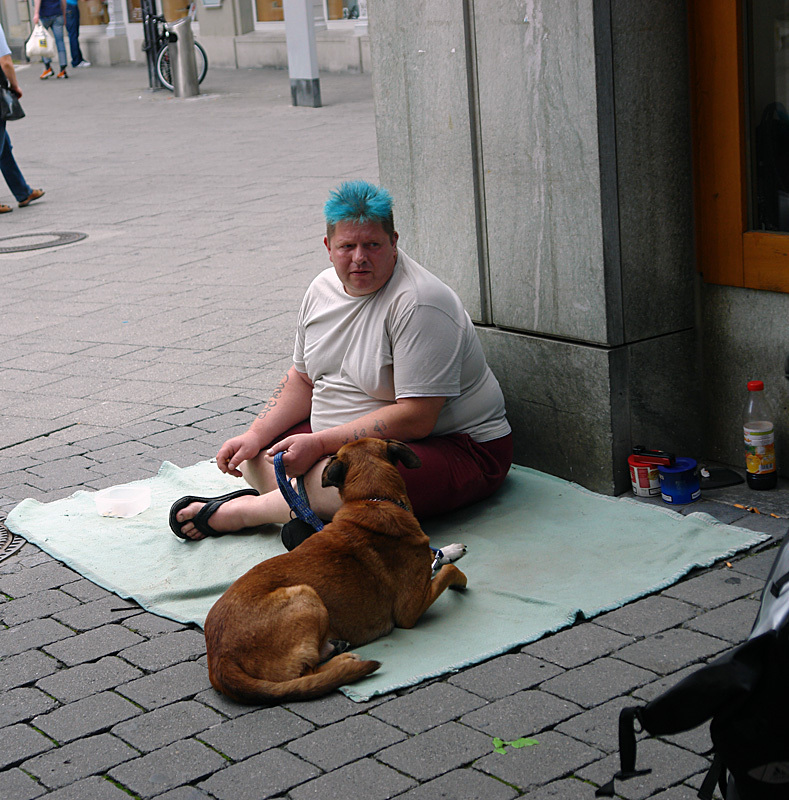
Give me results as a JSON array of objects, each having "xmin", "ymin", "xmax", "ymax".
[{"xmin": 436, "ymin": 543, "xmax": 467, "ymax": 565}]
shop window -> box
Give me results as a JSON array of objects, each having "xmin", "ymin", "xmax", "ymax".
[{"xmin": 689, "ymin": 0, "xmax": 789, "ymax": 292}]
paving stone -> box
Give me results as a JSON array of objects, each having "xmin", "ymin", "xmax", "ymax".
[
  {"xmin": 475, "ymin": 730, "xmax": 603, "ymax": 793},
  {"xmin": 139, "ymin": 427, "xmax": 201, "ymax": 449},
  {"xmin": 290, "ymin": 757, "xmax": 417, "ymax": 800},
  {"xmin": 44, "ymin": 774, "xmax": 148, "ymax": 800},
  {"xmin": 286, "ymin": 713, "xmax": 406, "ymax": 771},
  {"xmin": 447, "ymin": 653, "xmax": 564, "ymax": 700},
  {"xmin": 0, "ymin": 649, "xmax": 60, "ymax": 691},
  {"xmin": 518, "ymin": 777, "xmax": 599, "ymax": 799},
  {"xmin": 52, "ymin": 597, "xmax": 140, "ymax": 632},
  {"xmin": 614, "ymin": 629, "xmax": 728, "ymax": 674},
  {"xmin": 0, "ymin": 562, "xmax": 81, "ymax": 598},
  {"xmin": 539, "ymin": 657, "xmax": 656, "ymax": 708},
  {"xmin": 0, "ymin": 588, "xmax": 82, "ymax": 626},
  {"xmin": 460, "ymin": 689, "xmax": 582, "ymax": 740},
  {"xmin": 0, "ymin": 722, "xmax": 55, "ymax": 769},
  {"xmin": 195, "ymin": 686, "xmax": 257, "ymax": 719},
  {"xmin": 522, "ymin": 623, "xmax": 634, "ymax": 668},
  {"xmin": 197, "ymin": 747, "xmax": 320, "ymax": 800},
  {"xmin": 112, "ymin": 700, "xmax": 225, "ymax": 752},
  {"xmin": 121, "ymin": 611, "xmax": 187, "ymax": 638},
  {"xmin": 394, "ymin": 768, "xmax": 518, "ymax": 800},
  {"xmin": 44, "ymin": 624, "xmax": 145, "ymax": 666},
  {"xmin": 646, "ymin": 785, "xmax": 707, "ymax": 800},
  {"xmin": 116, "ymin": 661, "xmax": 211, "ymax": 709},
  {"xmin": 727, "ymin": 513, "xmax": 789, "ymax": 540},
  {"xmin": 23, "ymin": 732, "xmax": 138, "ymax": 789},
  {"xmin": 662, "ymin": 569, "xmax": 764, "ymax": 609},
  {"xmin": 554, "ymin": 695, "xmax": 632, "ymax": 752},
  {"xmin": 199, "ymin": 705, "xmax": 314, "ymax": 760},
  {"xmin": 33, "ymin": 691, "xmax": 142, "ymax": 743},
  {"xmin": 594, "ymin": 595, "xmax": 699, "ymax": 637},
  {"xmin": 376, "ymin": 721, "xmax": 494, "ymax": 781},
  {"xmin": 577, "ymin": 737, "xmax": 710, "ymax": 799},
  {"xmin": 151, "ymin": 788, "xmax": 213, "ymax": 800},
  {"xmin": 88, "ymin": 440, "xmax": 159, "ymax": 463},
  {"xmin": 684, "ymin": 597, "xmax": 760, "ymax": 642},
  {"xmin": 369, "ymin": 682, "xmax": 486, "ymax": 734},
  {"xmin": 36, "ymin": 656, "xmax": 144, "ymax": 704},
  {"xmin": 631, "ymin": 664, "xmax": 704, "ymax": 703},
  {"xmin": 0, "ymin": 767, "xmax": 46, "ymax": 800},
  {"xmin": 119, "ymin": 629, "xmax": 206, "ymax": 671},
  {"xmin": 110, "ymin": 738, "xmax": 228, "ymax": 799},
  {"xmin": 285, "ymin": 690, "xmax": 386, "ymax": 725},
  {"xmin": 60, "ymin": 579, "xmax": 116, "ymax": 603},
  {"xmin": 1, "ymin": 686, "xmax": 58, "ymax": 727},
  {"xmin": 730, "ymin": 546, "xmax": 783, "ymax": 580}
]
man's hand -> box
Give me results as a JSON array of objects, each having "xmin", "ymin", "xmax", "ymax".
[
  {"xmin": 216, "ymin": 431, "xmax": 266, "ymax": 477},
  {"xmin": 266, "ymin": 433, "xmax": 325, "ymax": 477}
]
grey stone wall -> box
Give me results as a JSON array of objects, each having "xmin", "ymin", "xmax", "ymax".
[{"xmin": 369, "ymin": 0, "xmax": 699, "ymax": 494}]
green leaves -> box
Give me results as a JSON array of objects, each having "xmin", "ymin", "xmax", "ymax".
[{"xmin": 492, "ymin": 736, "xmax": 539, "ymax": 754}]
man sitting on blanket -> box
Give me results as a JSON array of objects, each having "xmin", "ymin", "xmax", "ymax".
[{"xmin": 170, "ymin": 180, "xmax": 512, "ymax": 543}]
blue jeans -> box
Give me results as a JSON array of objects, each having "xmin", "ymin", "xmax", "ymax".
[
  {"xmin": 0, "ymin": 124, "xmax": 33, "ymax": 203},
  {"xmin": 66, "ymin": 5, "xmax": 84, "ymax": 67},
  {"xmin": 40, "ymin": 14, "xmax": 67, "ymax": 70}
]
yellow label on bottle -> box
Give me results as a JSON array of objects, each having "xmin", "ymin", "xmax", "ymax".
[{"xmin": 744, "ymin": 423, "xmax": 776, "ymax": 474}]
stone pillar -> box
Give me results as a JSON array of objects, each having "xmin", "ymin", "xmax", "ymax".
[
  {"xmin": 283, "ymin": 0, "xmax": 321, "ymax": 107},
  {"xmin": 368, "ymin": 0, "xmax": 698, "ymax": 494}
]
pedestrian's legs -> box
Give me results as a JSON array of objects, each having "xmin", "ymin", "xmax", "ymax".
[
  {"xmin": 41, "ymin": 15, "xmax": 68, "ymax": 71},
  {"xmin": 66, "ymin": 5, "xmax": 83, "ymax": 67},
  {"xmin": 50, "ymin": 15, "xmax": 68, "ymax": 71},
  {"xmin": 0, "ymin": 127, "xmax": 34, "ymax": 203}
]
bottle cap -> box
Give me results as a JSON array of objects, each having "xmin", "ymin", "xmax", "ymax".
[{"xmin": 747, "ymin": 380, "xmax": 765, "ymax": 392}]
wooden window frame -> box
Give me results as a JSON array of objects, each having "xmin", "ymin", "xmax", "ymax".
[{"xmin": 689, "ymin": 0, "xmax": 789, "ymax": 292}]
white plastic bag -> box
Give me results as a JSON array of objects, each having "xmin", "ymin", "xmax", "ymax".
[{"xmin": 25, "ymin": 23, "xmax": 57, "ymax": 61}]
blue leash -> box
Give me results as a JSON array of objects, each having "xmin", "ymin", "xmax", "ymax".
[{"xmin": 273, "ymin": 451, "xmax": 324, "ymax": 532}]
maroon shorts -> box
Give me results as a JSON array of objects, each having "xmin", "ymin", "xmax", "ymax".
[{"xmin": 271, "ymin": 422, "xmax": 513, "ymax": 521}]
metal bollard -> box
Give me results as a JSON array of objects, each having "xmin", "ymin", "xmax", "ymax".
[{"xmin": 165, "ymin": 16, "xmax": 199, "ymax": 98}]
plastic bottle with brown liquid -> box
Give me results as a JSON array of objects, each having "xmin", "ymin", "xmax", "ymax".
[{"xmin": 743, "ymin": 380, "xmax": 778, "ymax": 489}]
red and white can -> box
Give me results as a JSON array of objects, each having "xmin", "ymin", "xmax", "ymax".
[{"xmin": 628, "ymin": 455, "xmax": 661, "ymax": 497}]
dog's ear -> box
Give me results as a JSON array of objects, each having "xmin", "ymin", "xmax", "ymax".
[
  {"xmin": 321, "ymin": 455, "xmax": 348, "ymax": 489},
  {"xmin": 385, "ymin": 440, "xmax": 422, "ymax": 470}
]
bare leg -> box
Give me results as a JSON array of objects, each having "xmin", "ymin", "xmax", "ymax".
[{"xmin": 175, "ymin": 454, "xmax": 342, "ymax": 540}]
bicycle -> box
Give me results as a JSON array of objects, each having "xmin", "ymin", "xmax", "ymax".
[{"xmin": 142, "ymin": 3, "xmax": 208, "ymax": 91}]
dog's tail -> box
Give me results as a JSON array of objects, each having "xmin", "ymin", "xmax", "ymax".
[{"xmin": 209, "ymin": 653, "xmax": 381, "ymax": 704}]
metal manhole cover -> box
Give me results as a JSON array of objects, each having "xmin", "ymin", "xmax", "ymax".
[
  {"xmin": 0, "ymin": 522, "xmax": 24, "ymax": 563},
  {"xmin": 0, "ymin": 232, "xmax": 87, "ymax": 253}
]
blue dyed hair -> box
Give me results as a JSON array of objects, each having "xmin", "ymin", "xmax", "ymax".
[{"xmin": 324, "ymin": 181, "xmax": 396, "ymax": 242}]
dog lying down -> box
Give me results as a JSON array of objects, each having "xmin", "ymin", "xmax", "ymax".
[{"xmin": 204, "ymin": 438, "xmax": 468, "ymax": 704}]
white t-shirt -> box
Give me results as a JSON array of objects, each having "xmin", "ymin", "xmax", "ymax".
[{"xmin": 293, "ymin": 249, "xmax": 511, "ymax": 442}]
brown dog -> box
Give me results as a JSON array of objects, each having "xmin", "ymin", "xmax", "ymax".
[{"xmin": 203, "ymin": 437, "xmax": 468, "ymax": 704}]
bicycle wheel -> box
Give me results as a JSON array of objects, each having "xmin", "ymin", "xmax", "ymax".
[{"xmin": 156, "ymin": 42, "xmax": 208, "ymax": 91}]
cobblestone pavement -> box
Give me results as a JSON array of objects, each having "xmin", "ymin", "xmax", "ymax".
[{"xmin": 1, "ymin": 62, "xmax": 787, "ymax": 800}]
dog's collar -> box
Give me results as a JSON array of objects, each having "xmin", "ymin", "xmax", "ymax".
[{"xmin": 365, "ymin": 497, "xmax": 410, "ymax": 512}]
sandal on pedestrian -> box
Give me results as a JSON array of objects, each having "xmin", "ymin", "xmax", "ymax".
[
  {"xmin": 0, "ymin": 203, "xmax": 12, "ymax": 213},
  {"xmin": 169, "ymin": 488, "xmax": 261, "ymax": 540},
  {"xmin": 19, "ymin": 189, "xmax": 44, "ymax": 207}
]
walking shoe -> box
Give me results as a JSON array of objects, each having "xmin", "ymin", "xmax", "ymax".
[
  {"xmin": 40, "ymin": 67, "xmax": 53, "ymax": 79},
  {"xmin": 0, "ymin": 203, "xmax": 12, "ymax": 214},
  {"xmin": 75, "ymin": 60, "xmax": 91, "ymax": 68},
  {"xmin": 56, "ymin": 68, "xmax": 68, "ymax": 79},
  {"xmin": 19, "ymin": 189, "xmax": 45, "ymax": 208}
]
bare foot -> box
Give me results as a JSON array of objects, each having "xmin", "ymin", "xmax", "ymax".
[{"xmin": 175, "ymin": 494, "xmax": 267, "ymax": 540}]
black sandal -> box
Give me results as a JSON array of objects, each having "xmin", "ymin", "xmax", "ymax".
[{"xmin": 169, "ymin": 489, "xmax": 261, "ymax": 540}]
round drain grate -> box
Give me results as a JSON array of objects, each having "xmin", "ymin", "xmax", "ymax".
[
  {"xmin": 0, "ymin": 522, "xmax": 24, "ymax": 563},
  {"xmin": 0, "ymin": 231, "xmax": 88, "ymax": 253}
]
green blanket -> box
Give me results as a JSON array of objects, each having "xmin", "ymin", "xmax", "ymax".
[{"xmin": 5, "ymin": 461, "xmax": 768, "ymax": 701}]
